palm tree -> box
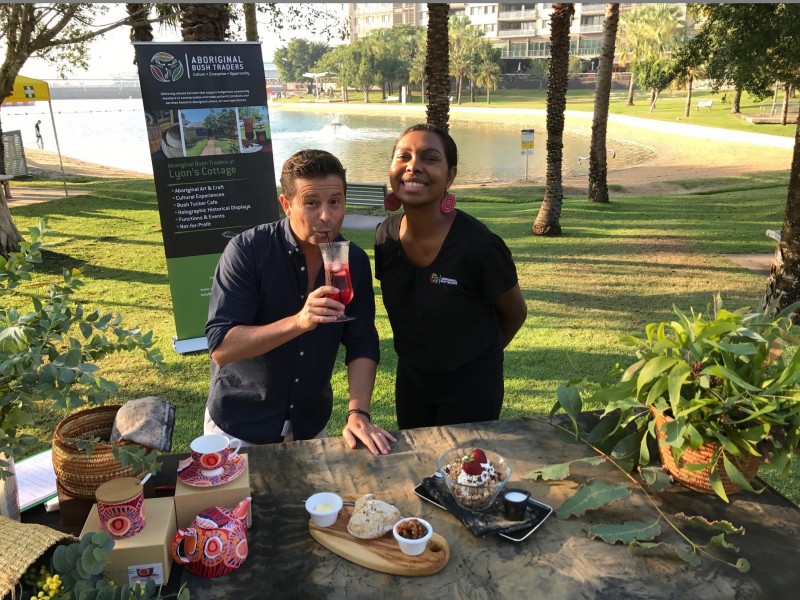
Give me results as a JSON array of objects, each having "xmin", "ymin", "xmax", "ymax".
[
  {"xmin": 425, "ymin": 3, "xmax": 450, "ymax": 131},
  {"xmin": 532, "ymin": 3, "xmax": 574, "ymax": 237},
  {"xmin": 179, "ymin": 3, "xmax": 230, "ymax": 41},
  {"xmin": 473, "ymin": 43, "xmax": 500, "ymax": 104},
  {"xmin": 619, "ymin": 4, "xmax": 682, "ymax": 106},
  {"xmin": 588, "ymin": 3, "xmax": 620, "ymax": 205},
  {"xmin": 409, "ymin": 28, "xmax": 428, "ymax": 104},
  {"xmin": 474, "ymin": 47, "xmax": 501, "ymax": 104}
]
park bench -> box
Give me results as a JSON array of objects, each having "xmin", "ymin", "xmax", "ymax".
[
  {"xmin": 766, "ymin": 229, "xmax": 782, "ymax": 243},
  {"xmin": 695, "ymin": 99, "xmax": 713, "ymax": 111},
  {"xmin": 385, "ymin": 95, "xmax": 400, "ymax": 103},
  {"xmin": 346, "ymin": 182, "xmax": 388, "ymax": 208}
]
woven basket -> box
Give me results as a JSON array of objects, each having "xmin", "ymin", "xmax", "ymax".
[
  {"xmin": 0, "ymin": 517, "xmax": 77, "ymax": 598},
  {"xmin": 52, "ymin": 405, "xmax": 146, "ymax": 500},
  {"xmin": 653, "ymin": 409, "xmax": 761, "ymax": 496}
]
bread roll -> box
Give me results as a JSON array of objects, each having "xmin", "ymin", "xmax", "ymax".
[{"xmin": 347, "ymin": 494, "xmax": 402, "ymax": 539}]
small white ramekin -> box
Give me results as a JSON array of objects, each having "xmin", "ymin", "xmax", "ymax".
[
  {"xmin": 392, "ymin": 517, "xmax": 433, "ymax": 556},
  {"xmin": 305, "ymin": 492, "xmax": 343, "ymax": 528}
]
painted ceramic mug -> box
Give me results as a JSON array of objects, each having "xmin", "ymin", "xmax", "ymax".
[
  {"xmin": 190, "ymin": 434, "xmax": 242, "ymax": 478},
  {"xmin": 95, "ymin": 477, "xmax": 146, "ymax": 540}
]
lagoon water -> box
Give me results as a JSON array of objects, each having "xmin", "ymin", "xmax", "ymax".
[{"xmin": 1, "ymin": 98, "xmax": 654, "ymax": 184}]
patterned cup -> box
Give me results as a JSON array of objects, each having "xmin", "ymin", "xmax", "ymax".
[
  {"xmin": 190, "ymin": 434, "xmax": 242, "ymax": 478},
  {"xmin": 96, "ymin": 477, "xmax": 146, "ymax": 540}
]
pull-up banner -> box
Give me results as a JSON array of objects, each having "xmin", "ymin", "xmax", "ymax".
[{"xmin": 134, "ymin": 42, "xmax": 278, "ymax": 353}]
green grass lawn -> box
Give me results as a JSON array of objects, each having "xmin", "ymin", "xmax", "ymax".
[
  {"xmin": 276, "ymin": 87, "xmax": 796, "ymax": 138},
  {"xmin": 7, "ymin": 168, "xmax": 798, "ymax": 504}
]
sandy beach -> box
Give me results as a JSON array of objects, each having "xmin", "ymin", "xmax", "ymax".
[{"xmin": 18, "ymin": 101, "xmax": 795, "ymax": 195}]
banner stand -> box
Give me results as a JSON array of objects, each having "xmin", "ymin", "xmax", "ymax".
[{"xmin": 134, "ymin": 42, "xmax": 278, "ymax": 354}]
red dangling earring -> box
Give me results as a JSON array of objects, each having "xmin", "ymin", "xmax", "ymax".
[
  {"xmin": 440, "ymin": 192, "xmax": 457, "ymax": 215},
  {"xmin": 384, "ymin": 192, "xmax": 401, "ymax": 211}
]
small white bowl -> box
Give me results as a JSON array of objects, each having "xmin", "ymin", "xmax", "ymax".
[
  {"xmin": 305, "ymin": 492, "xmax": 343, "ymax": 528},
  {"xmin": 392, "ymin": 517, "xmax": 433, "ymax": 556}
]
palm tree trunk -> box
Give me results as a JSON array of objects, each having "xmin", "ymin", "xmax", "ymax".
[
  {"xmin": 179, "ymin": 3, "xmax": 229, "ymax": 41},
  {"xmin": 533, "ymin": 3, "xmax": 574, "ymax": 236},
  {"xmin": 588, "ymin": 3, "xmax": 619, "ymax": 205},
  {"xmin": 243, "ymin": 3, "xmax": 258, "ymax": 41},
  {"xmin": 684, "ymin": 74, "xmax": 693, "ymax": 118},
  {"xmin": 763, "ymin": 112, "xmax": 800, "ymax": 316},
  {"xmin": 425, "ymin": 3, "xmax": 451, "ymax": 131}
]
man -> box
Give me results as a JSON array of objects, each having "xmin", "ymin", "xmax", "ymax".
[
  {"xmin": 204, "ymin": 149, "xmax": 395, "ymax": 455},
  {"xmin": 35, "ymin": 120, "xmax": 43, "ymax": 149}
]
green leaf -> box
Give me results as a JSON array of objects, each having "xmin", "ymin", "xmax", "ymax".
[
  {"xmin": 700, "ymin": 365, "xmax": 762, "ymax": 392},
  {"xmin": 673, "ymin": 512, "xmax": 745, "ymax": 534},
  {"xmin": 63, "ymin": 346, "xmax": 82, "ymax": 368},
  {"xmin": 675, "ymin": 547, "xmax": 703, "ymax": 567},
  {"xmin": 709, "ymin": 468, "xmax": 730, "ymax": 503},
  {"xmin": 556, "ymin": 383, "xmax": 582, "ymax": 434},
  {"xmin": 526, "ymin": 463, "xmax": 570, "ymax": 481},
  {"xmin": 640, "ymin": 466, "xmax": 672, "ymax": 491},
  {"xmin": 79, "ymin": 321, "xmax": 93, "ymax": 339},
  {"xmin": 722, "ymin": 454, "xmax": 758, "ymax": 493},
  {"xmin": 637, "ymin": 357, "xmax": 679, "ymax": 395},
  {"xmin": 587, "ymin": 520, "xmax": 661, "ymax": 544},
  {"xmin": 709, "ymin": 533, "xmax": 738, "ymax": 551},
  {"xmin": 667, "ymin": 361, "xmax": 692, "ymax": 416},
  {"xmin": 557, "ymin": 480, "xmax": 631, "ymax": 519}
]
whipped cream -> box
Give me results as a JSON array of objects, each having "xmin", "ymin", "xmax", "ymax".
[{"xmin": 457, "ymin": 460, "xmax": 496, "ymax": 486}]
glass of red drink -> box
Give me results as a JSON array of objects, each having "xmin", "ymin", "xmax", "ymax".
[{"xmin": 319, "ymin": 240, "xmax": 356, "ymax": 322}]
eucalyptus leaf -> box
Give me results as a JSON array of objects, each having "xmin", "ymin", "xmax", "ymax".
[
  {"xmin": 586, "ymin": 519, "xmax": 660, "ymax": 544},
  {"xmin": 673, "ymin": 512, "xmax": 745, "ymax": 534},
  {"xmin": 708, "ymin": 533, "xmax": 738, "ymax": 551},
  {"xmin": 557, "ymin": 480, "xmax": 631, "ymax": 519},
  {"xmin": 526, "ymin": 462, "xmax": 570, "ymax": 481}
]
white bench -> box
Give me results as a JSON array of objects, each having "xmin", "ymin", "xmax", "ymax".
[
  {"xmin": 346, "ymin": 182, "xmax": 388, "ymax": 208},
  {"xmin": 766, "ymin": 229, "xmax": 781, "ymax": 243},
  {"xmin": 385, "ymin": 95, "xmax": 399, "ymax": 103},
  {"xmin": 695, "ymin": 99, "xmax": 713, "ymax": 111}
]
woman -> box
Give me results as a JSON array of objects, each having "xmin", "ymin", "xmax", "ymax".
[{"xmin": 375, "ymin": 124, "xmax": 527, "ymax": 429}]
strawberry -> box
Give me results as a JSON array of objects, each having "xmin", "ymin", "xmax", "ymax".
[
  {"xmin": 461, "ymin": 459, "xmax": 483, "ymax": 476},
  {"xmin": 472, "ymin": 448, "xmax": 488, "ymax": 464}
]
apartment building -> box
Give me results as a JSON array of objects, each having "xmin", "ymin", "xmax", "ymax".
[{"xmin": 347, "ymin": 3, "xmax": 690, "ymax": 73}]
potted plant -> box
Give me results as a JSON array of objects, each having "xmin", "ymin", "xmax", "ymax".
[{"xmin": 556, "ymin": 295, "xmax": 800, "ymax": 502}]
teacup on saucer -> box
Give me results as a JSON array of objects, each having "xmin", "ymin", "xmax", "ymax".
[{"xmin": 190, "ymin": 434, "xmax": 241, "ymax": 478}]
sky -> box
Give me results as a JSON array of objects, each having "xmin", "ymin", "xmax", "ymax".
[{"xmin": 21, "ymin": 3, "xmax": 346, "ymax": 80}]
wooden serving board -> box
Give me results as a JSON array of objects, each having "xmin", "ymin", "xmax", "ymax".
[{"xmin": 308, "ymin": 495, "xmax": 450, "ymax": 576}]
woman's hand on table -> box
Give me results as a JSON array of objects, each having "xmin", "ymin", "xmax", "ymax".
[{"xmin": 343, "ymin": 413, "xmax": 397, "ymax": 456}]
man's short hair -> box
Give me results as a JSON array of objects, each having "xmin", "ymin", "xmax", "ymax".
[{"xmin": 280, "ymin": 149, "xmax": 347, "ymax": 201}]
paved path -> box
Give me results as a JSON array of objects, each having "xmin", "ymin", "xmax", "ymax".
[{"xmin": 5, "ymin": 186, "xmax": 91, "ymax": 207}]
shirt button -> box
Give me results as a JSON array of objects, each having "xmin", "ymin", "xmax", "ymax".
[
  {"xmin": 294, "ymin": 378, "xmax": 299, "ymax": 383},
  {"xmin": 290, "ymin": 404, "xmax": 294, "ymax": 409},
  {"xmin": 299, "ymin": 351, "xmax": 304, "ymax": 356},
  {"xmin": 300, "ymin": 294, "xmax": 304, "ymax": 299},
  {"xmin": 301, "ymin": 266, "xmax": 306, "ymax": 271}
]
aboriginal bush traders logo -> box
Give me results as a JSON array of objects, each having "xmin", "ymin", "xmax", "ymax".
[
  {"xmin": 429, "ymin": 273, "xmax": 458, "ymax": 286},
  {"xmin": 150, "ymin": 52, "xmax": 184, "ymax": 82}
]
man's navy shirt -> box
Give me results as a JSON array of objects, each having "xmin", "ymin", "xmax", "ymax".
[{"xmin": 205, "ymin": 218, "xmax": 379, "ymax": 443}]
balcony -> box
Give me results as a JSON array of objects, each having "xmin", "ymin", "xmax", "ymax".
[
  {"xmin": 580, "ymin": 4, "xmax": 605, "ymax": 13},
  {"xmin": 498, "ymin": 9, "xmax": 538, "ymax": 20},
  {"xmin": 579, "ymin": 24, "xmax": 604, "ymax": 34},
  {"xmin": 500, "ymin": 48, "xmax": 551, "ymax": 59},
  {"xmin": 498, "ymin": 28, "xmax": 539, "ymax": 39}
]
